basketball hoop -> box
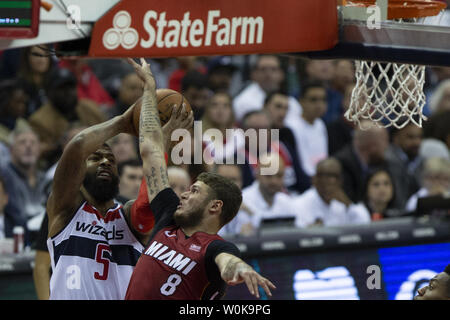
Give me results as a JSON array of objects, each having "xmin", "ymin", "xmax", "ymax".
[{"xmin": 342, "ymin": 0, "xmax": 447, "ymax": 129}]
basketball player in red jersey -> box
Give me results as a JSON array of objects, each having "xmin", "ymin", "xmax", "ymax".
[
  {"xmin": 46, "ymin": 68, "xmax": 192, "ymax": 299},
  {"xmin": 125, "ymin": 58, "xmax": 276, "ymax": 300}
]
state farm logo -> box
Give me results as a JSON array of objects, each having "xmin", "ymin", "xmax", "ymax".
[
  {"xmin": 103, "ymin": 11, "xmax": 139, "ymax": 50},
  {"xmin": 102, "ymin": 9, "xmax": 264, "ymax": 50}
]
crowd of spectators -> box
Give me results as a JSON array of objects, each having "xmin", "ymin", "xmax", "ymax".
[{"xmin": 0, "ymin": 45, "xmax": 449, "ymax": 246}]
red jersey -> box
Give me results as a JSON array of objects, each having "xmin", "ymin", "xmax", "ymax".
[{"xmin": 125, "ymin": 188, "xmax": 239, "ymax": 300}]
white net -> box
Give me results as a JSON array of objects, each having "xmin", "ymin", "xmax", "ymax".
[{"xmin": 345, "ymin": 60, "xmax": 427, "ymax": 129}]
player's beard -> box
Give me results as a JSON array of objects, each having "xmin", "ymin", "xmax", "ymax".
[
  {"xmin": 83, "ymin": 170, "xmax": 119, "ymax": 203},
  {"xmin": 174, "ymin": 204, "xmax": 205, "ymax": 230}
]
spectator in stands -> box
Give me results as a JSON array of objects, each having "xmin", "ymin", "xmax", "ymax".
[
  {"xmin": 169, "ymin": 57, "xmax": 206, "ymax": 92},
  {"xmin": 214, "ymin": 163, "xmax": 256, "ymax": 237},
  {"xmin": 385, "ymin": 120, "xmax": 424, "ymax": 208},
  {"xmin": 180, "ymin": 69, "xmax": 211, "ymax": 120},
  {"xmin": 59, "ymin": 59, "xmax": 115, "ymax": 111},
  {"xmin": 233, "ymin": 55, "xmax": 302, "ymax": 126},
  {"xmin": 108, "ymin": 133, "xmax": 138, "ymax": 165},
  {"xmin": 28, "ymin": 68, "xmax": 106, "ymax": 168},
  {"xmin": 263, "ymin": 91, "xmax": 310, "ymax": 194},
  {"xmin": 206, "ymin": 56, "xmax": 237, "ymax": 94},
  {"xmin": 327, "ymin": 82, "xmax": 356, "ymax": 155},
  {"xmin": 331, "ymin": 60, "xmax": 355, "ymax": 96},
  {"xmin": 334, "ymin": 119, "xmax": 403, "ymax": 207},
  {"xmin": 116, "ymin": 159, "xmax": 143, "ymax": 205},
  {"xmin": 214, "ymin": 164, "xmax": 243, "ymax": 190},
  {"xmin": 0, "ymin": 175, "xmax": 8, "ymax": 239},
  {"xmin": 405, "ymin": 157, "xmax": 450, "ymax": 213},
  {"xmin": 17, "ymin": 45, "xmax": 55, "ymax": 116},
  {"xmin": 0, "ymin": 124, "xmax": 50, "ymax": 242},
  {"xmin": 286, "ymin": 81, "xmax": 328, "ymax": 178},
  {"xmin": 167, "ymin": 166, "xmax": 191, "ymax": 199},
  {"xmin": 202, "ymin": 92, "xmax": 244, "ymax": 163},
  {"xmin": 362, "ymin": 168, "xmax": 402, "ymax": 221},
  {"xmin": 0, "ymin": 79, "xmax": 29, "ymax": 144},
  {"xmin": 423, "ymin": 109, "xmax": 450, "ymax": 150},
  {"xmin": 414, "ymin": 264, "xmax": 450, "ymax": 300},
  {"xmin": 427, "ymin": 79, "xmax": 450, "ymax": 115},
  {"xmin": 107, "ymin": 67, "xmax": 143, "ymax": 119},
  {"xmin": 237, "ymin": 153, "xmax": 298, "ymax": 235},
  {"xmin": 237, "ymin": 110, "xmax": 272, "ymax": 188},
  {"xmin": 301, "ymin": 59, "xmax": 343, "ymax": 124},
  {"xmin": 294, "ymin": 157, "xmax": 371, "ymax": 228}
]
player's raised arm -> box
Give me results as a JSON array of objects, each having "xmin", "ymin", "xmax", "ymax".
[
  {"xmin": 47, "ymin": 106, "xmax": 136, "ymax": 237},
  {"xmin": 127, "ymin": 58, "xmax": 188, "ymax": 204},
  {"xmin": 215, "ymin": 252, "xmax": 276, "ymax": 299}
]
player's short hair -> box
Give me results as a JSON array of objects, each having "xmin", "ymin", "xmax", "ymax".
[{"xmin": 196, "ymin": 172, "xmax": 242, "ymax": 227}]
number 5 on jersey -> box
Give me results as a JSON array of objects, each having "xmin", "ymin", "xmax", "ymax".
[{"xmin": 95, "ymin": 244, "xmax": 112, "ymax": 280}]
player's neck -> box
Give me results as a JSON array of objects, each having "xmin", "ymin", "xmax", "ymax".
[
  {"xmin": 81, "ymin": 187, "xmax": 116, "ymax": 216},
  {"xmin": 180, "ymin": 224, "xmax": 218, "ymax": 237}
]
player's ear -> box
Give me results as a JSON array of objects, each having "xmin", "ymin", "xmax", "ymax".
[{"xmin": 208, "ymin": 199, "xmax": 223, "ymax": 215}]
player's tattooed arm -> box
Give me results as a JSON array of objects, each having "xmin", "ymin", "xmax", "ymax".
[
  {"xmin": 215, "ymin": 253, "xmax": 276, "ymax": 299},
  {"xmin": 128, "ymin": 58, "xmax": 170, "ymax": 203}
]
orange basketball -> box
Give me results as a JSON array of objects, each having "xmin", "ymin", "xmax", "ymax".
[{"xmin": 132, "ymin": 88, "xmax": 192, "ymax": 136}]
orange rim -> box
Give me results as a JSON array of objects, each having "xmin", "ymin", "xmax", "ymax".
[{"xmin": 342, "ymin": 0, "xmax": 447, "ymax": 19}]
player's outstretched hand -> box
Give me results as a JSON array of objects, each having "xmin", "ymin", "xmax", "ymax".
[
  {"xmin": 163, "ymin": 103, "xmax": 194, "ymax": 133},
  {"xmin": 225, "ymin": 260, "xmax": 276, "ymax": 299},
  {"xmin": 127, "ymin": 58, "xmax": 156, "ymax": 91}
]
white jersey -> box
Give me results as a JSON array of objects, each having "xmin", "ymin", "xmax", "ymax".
[{"xmin": 47, "ymin": 201, "xmax": 144, "ymax": 300}]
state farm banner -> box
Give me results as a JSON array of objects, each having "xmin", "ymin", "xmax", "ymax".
[{"xmin": 88, "ymin": 0, "xmax": 338, "ymax": 57}]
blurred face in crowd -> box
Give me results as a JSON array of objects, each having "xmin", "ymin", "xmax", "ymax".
[
  {"xmin": 393, "ymin": 124, "xmax": 423, "ymax": 160},
  {"xmin": 208, "ymin": 67, "xmax": 233, "ymax": 93},
  {"xmin": 83, "ymin": 145, "xmax": 119, "ymax": 202},
  {"xmin": 257, "ymin": 154, "xmax": 285, "ymax": 199},
  {"xmin": 300, "ymin": 86, "xmax": 327, "ymax": 122},
  {"xmin": 0, "ymin": 181, "xmax": 8, "ymax": 214},
  {"xmin": 168, "ymin": 168, "xmax": 191, "ymax": 199},
  {"xmin": 437, "ymin": 86, "xmax": 450, "ymax": 113},
  {"xmin": 367, "ymin": 128, "xmax": 389, "ymax": 166},
  {"xmin": 119, "ymin": 73, "xmax": 144, "ymax": 106},
  {"xmin": 333, "ymin": 60, "xmax": 355, "ymax": 90},
  {"xmin": 216, "ymin": 164, "xmax": 243, "ymax": 190},
  {"xmin": 205, "ymin": 92, "xmax": 233, "ymax": 128},
  {"xmin": 306, "ymin": 60, "xmax": 335, "ymax": 82},
  {"xmin": 243, "ymin": 112, "xmax": 271, "ymax": 154},
  {"xmin": 110, "ymin": 133, "xmax": 137, "ymax": 164},
  {"xmin": 50, "ymin": 82, "xmax": 78, "ymax": 114},
  {"xmin": 183, "ymin": 86, "xmax": 211, "ymax": 119},
  {"xmin": 414, "ymin": 271, "xmax": 450, "ymax": 300},
  {"xmin": 264, "ymin": 93, "xmax": 289, "ymax": 129},
  {"xmin": 7, "ymin": 88, "xmax": 28, "ymax": 118},
  {"xmin": 366, "ymin": 171, "xmax": 394, "ymax": 207},
  {"xmin": 354, "ymin": 122, "xmax": 389, "ymax": 166},
  {"xmin": 119, "ymin": 165, "xmax": 143, "ymax": 200},
  {"xmin": 313, "ymin": 159, "xmax": 343, "ymax": 203},
  {"xmin": 28, "ymin": 45, "xmax": 51, "ymax": 74},
  {"xmin": 422, "ymin": 159, "xmax": 450, "ymax": 195},
  {"xmin": 10, "ymin": 131, "xmax": 40, "ymax": 170},
  {"xmin": 252, "ymin": 56, "xmax": 284, "ymax": 93}
]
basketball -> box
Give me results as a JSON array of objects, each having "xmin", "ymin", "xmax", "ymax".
[{"xmin": 132, "ymin": 88, "xmax": 192, "ymax": 136}]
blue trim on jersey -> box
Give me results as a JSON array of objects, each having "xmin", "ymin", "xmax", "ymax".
[{"xmin": 52, "ymin": 235, "xmax": 142, "ymax": 267}]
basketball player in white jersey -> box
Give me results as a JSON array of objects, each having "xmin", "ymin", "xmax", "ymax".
[{"xmin": 46, "ymin": 80, "xmax": 193, "ymax": 299}]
